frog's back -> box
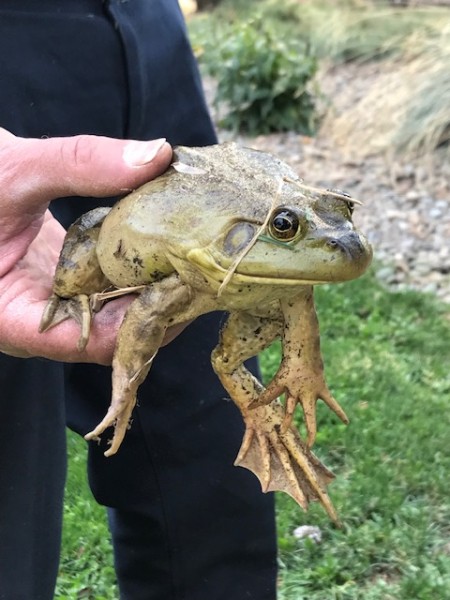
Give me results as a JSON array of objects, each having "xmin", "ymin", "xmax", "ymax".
[{"xmin": 96, "ymin": 143, "xmax": 301, "ymax": 287}]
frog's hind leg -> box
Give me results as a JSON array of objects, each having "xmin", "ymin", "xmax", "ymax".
[
  {"xmin": 39, "ymin": 207, "xmax": 113, "ymax": 350},
  {"xmin": 211, "ymin": 312, "xmax": 339, "ymax": 523},
  {"xmin": 85, "ymin": 274, "xmax": 195, "ymax": 457}
]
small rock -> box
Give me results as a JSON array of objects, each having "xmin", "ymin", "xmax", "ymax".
[
  {"xmin": 405, "ymin": 189, "xmax": 421, "ymax": 202},
  {"xmin": 376, "ymin": 266, "xmax": 396, "ymax": 281},
  {"xmin": 435, "ymin": 200, "xmax": 449, "ymax": 210},
  {"xmin": 394, "ymin": 164, "xmax": 415, "ymax": 181},
  {"xmin": 429, "ymin": 208, "xmax": 443, "ymax": 219},
  {"xmin": 293, "ymin": 525, "xmax": 322, "ymax": 543}
]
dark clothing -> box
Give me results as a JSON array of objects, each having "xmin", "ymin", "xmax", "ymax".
[
  {"xmin": 0, "ymin": 357, "xmax": 66, "ymax": 600},
  {"xmin": 0, "ymin": 1, "xmax": 277, "ymax": 599}
]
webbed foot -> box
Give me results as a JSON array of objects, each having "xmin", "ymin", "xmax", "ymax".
[{"xmin": 237, "ymin": 401, "xmax": 339, "ymax": 524}]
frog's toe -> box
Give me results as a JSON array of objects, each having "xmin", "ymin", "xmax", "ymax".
[
  {"xmin": 281, "ymin": 427, "xmax": 339, "ymax": 524},
  {"xmin": 235, "ymin": 427, "xmax": 272, "ymax": 491},
  {"xmin": 39, "ymin": 294, "xmax": 69, "ymax": 332},
  {"xmin": 281, "ymin": 395, "xmax": 298, "ymax": 434},
  {"xmin": 85, "ymin": 396, "xmax": 135, "ymax": 457},
  {"xmin": 248, "ymin": 382, "xmax": 283, "ymax": 409},
  {"xmin": 236, "ymin": 404, "xmax": 339, "ymax": 524},
  {"xmin": 85, "ymin": 364, "xmax": 143, "ymax": 456},
  {"xmin": 321, "ymin": 389, "xmax": 349, "ymax": 426},
  {"xmin": 39, "ymin": 293, "xmax": 92, "ymax": 351},
  {"xmin": 300, "ymin": 395, "xmax": 318, "ymax": 448},
  {"xmin": 287, "ymin": 389, "xmax": 348, "ymax": 448}
]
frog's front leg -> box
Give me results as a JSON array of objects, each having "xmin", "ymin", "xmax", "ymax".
[
  {"xmin": 253, "ymin": 287, "xmax": 348, "ymax": 447},
  {"xmin": 211, "ymin": 311, "xmax": 339, "ymax": 523},
  {"xmin": 84, "ymin": 274, "xmax": 213, "ymax": 457}
]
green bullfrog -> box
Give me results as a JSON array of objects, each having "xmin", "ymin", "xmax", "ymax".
[{"xmin": 40, "ymin": 143, "xmax": 372, "ymax": 522}]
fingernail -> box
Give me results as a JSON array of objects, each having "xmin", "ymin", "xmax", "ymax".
[{"xmin": 123, "ymin": 138, "xmax": 167, "ymax": 167}]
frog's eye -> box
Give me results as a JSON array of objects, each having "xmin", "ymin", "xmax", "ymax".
[{"xmin": 268, "ymin": 208, "xmax": 301, "ymax": 241}]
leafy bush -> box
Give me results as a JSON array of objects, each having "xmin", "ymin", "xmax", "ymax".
[{"xmin": 201, "ymin": 19, "xmax": 319, "ymax": 135}]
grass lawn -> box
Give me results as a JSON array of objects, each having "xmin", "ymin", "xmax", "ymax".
[
  {"xmin": 57, "ymin": 270, "xmax": 450, "ymax": 599},
  {"xmin": 268, "ymin": 275, "xmax": 450, "ymax": 599}
]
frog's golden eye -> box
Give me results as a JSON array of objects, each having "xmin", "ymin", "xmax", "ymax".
[{"xmin": 268, "ymin": 208, "xmax": 301, "ymax": 241}]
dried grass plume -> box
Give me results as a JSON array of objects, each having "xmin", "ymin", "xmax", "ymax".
[{"xmin": 324, "ymin": 20, "xmax": 450, "ymax": 161}]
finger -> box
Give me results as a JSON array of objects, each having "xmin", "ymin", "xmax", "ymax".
[{"xmin": 0, "ymin": 131, "xmax": 173, "ymax": 212}]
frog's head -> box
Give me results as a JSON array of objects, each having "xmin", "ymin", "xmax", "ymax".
[
  {"xmin": 181, "ymin": 148, "xmax": 372, "ymax": 291},
  {"xmin": 225, "ymin": 185, "xmax": 373, "ymax": 286}
]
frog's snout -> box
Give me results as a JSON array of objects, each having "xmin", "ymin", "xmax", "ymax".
[{"xmin": 326, "ymin": 231, "xmax": 367, "ymax": 260}]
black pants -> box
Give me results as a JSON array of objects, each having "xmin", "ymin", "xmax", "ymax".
[{"xmin": 0, "ymin": 1, "xmax": 277, "ymax": 599}]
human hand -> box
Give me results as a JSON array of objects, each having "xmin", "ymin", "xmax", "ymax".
[{"xmin": 0, "ymin": 128, "xmax": 174, "ymax": 364}]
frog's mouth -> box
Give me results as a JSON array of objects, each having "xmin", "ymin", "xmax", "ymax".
[{"xmin": 187, "ymin": 248, "xmax": 351, "ymax": 288}]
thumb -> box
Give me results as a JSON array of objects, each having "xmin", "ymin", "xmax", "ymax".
[{"xmin": 0, "ymin": 129, "xmax": 173, "ymax": 212}]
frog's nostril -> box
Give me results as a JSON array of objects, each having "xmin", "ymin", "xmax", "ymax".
[
  {"xmin": 327, "ymin": 232, "xmax": 365, "ymax": 259},
  {"xmin": 327, "ymin": 238, "xmax": 347, "ymax": 253}
]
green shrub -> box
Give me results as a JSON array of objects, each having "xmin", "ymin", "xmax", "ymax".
[{"xmin": 201, "ymin": 19, "xmax": 319, "ymax": 135}]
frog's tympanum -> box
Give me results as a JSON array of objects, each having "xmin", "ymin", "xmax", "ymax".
[{"xmin": 40, "ymin": 143, "xmax": 372, "ymax": 523}]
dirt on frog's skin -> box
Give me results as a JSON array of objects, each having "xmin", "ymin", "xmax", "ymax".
[{"xmin": 204, "ymin": 64, "xmax": 450, "ymax": 303}]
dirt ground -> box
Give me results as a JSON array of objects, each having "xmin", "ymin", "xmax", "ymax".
[{"xmin": 204, "ymin": 63, "xmax": 450, "ymax": 303}]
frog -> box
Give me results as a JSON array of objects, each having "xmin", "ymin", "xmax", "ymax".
[{"xmin": 40, "ymin": 143, "xmax": 372, "ymax": 523}]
